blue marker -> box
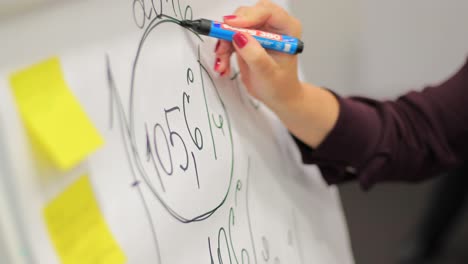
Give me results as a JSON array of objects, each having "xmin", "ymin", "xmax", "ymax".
[{"xmin": 181, "ymin": 19, "xmax": 304, "ymax": 55}]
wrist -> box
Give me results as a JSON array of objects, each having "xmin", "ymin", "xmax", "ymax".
[
  {"xmin": 268, "ymin": 80, "xmax": 306, "ymax": 115},
  {"xmin": 272, "ymin": 82, "xmax": 340, "ymax": 148}
]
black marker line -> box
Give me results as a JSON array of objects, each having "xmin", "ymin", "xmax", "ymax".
[
  {"xmin": 132, "ymin": 180, "xmax": 140, "ymax": 187},
  {"xmin": 218, "ymin": 228, "xmax": 233, "ymax": 264},
  {"xmin": 261, "ymin": 236, "xmax": 270, "ymax": 261},
  {"xmin": 191, "ymin": 151, "xmax": 200, "ymax": 189},
  {"xmin": 245, "ymin": 157, "xmax": 258, "ymax": 264},
  {"xmin": 197, "ymin": 46, "xmax": 218, "ymax": 160},
  {"xmin": 145, "ymin": 123, "xmax": 152, "ymax": 162},
  {"xmin": 145, "ymin": 123, "xmax": 167, "ymax": 192},
  {"xmin": 164, "ymin": 106, "xmax": 190, "ymax": 172},
  {"xmin": 241, "ymin": 249, "xmax": 251, "ymax": 264},
  {"xmin": 184, "ymin": 5, "xmax": 193, "ymax": 20},
  {"xmin": 132, "ymin": 0, "xmax": 153, "ymax": 29},
  {"xmin": 171, "ymin": 0, "xmax": 178, "ymax": 17},
  {"xmin": 292, "ymin": 210, "xmax": 305, "ymax": 264},
  {"xmin": 111, "ymin": 1, "xmax": 236, "ymax": 224},
  {"xmin": 228, "ymin": 208, "xmax": 240, "ymax": 264},
  {"xmin": 153, "ymin": 123, "xmax": 174, "ymax": 176},
  {"xmin": 234, "ymin": 180, "xmax": 242, "ymax": 207},
  {"xmin": 212, "ymin": 114, "xmax": 225, "ymax": 135},
  {"xmin": 186, "ymin": 68, "xmax": 194, "ymax": 85},
  {"xmin": 133, "ymin": 0, "xmax": 192, "ymax": 29},
  {"xmin": 150, "ymin": 0, "xmax": 162, "ymax": 18},
  {"xmin": 129, "ymin": 14, "xmax": 202, "ymax": 132},
  {"xmin": 177, "ymin": 0, "xmax": 184, "ymax": 19},
  {"xmin": 126, "ymin": 18, "xmax": 232, "ymax": 223},
  {"xmin": 106, "ymin": 55, "xmax": 162, "ymax": 263},
  {"xmin": 108, "ymin": 67, "xmax": 114, "ymax": 129},
  {"xmin": 249, "ymin": 99, "xmax": 260, "ymax": 110},
  {"xmin": 228, "ymin": 206, "xmax": 254, "ymax": 264},
  {"xmin": 230, "ymin": 71, "xmax": 240, "ymax": 81},
  {"xmin": 208, "ymin": 237, "xmax": 216, "ymax": 264},
  {"xmin": 183, "ymin": 92, "xmax": 204, "ymax": 150}
]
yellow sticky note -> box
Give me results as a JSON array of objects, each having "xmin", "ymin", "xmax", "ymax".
[
  {"xmin": 44, "ymin": 175, "xmax": 126, "ymax": 264},
  {"xmin": 9, "ymin": 57, "xmax": 103, "ymax": 170}
]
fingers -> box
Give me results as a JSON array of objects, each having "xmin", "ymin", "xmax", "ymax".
[
  {"xmin": 223, "ymin": 0, "xmax": 302, "ymax": 38},
  {"xmin": 236, "ymin": 53, "xmax": 250, "ymax": 85},
  {"xmin": 224, "ymin": 5, "xmax": 270, "ymax": 29},
  {"xmin": 215, "ymin": 40, "xmax": 233, "ymax": 56},
  {"xmin": 214, "ymin": 40, "xmax": 233, "ymax": 76},
  {"xmin": 214, "ymin": 1, "xmax": 301, "ymax": 77},
  {"xmin": 232, "ymin": 32, "xmax": 277, "ymax": 78}
]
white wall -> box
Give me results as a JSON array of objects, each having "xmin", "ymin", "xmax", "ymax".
[
  {"xmin": 292, "ymin": 0, "xmax": 360, "ymax": 95},
  {"xmin": 0, "ymin": 0, "xmax": 64, "ymax": 18},
  {"xmin": 294, "ymin": 0, "xmax": 468, "ymax": 98}
]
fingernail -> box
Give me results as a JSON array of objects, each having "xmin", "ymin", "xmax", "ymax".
[
  {"xmin": 214, "ymin": 58, "xmax": 221, "ymax": 71},
  {"xmin": 233, "ymin": 33, "xmax": 248, "ymax": 49},
  {"xmin": 223, "ymin": 15, "xmax": 237, "ymax": 20},
  {"xmin": 220, "ymin": 71, "xmax": 226, "ymax": 77},
  {"xmin": 214, "ymin": 40, "xmax": 220, "ymax": 52}
]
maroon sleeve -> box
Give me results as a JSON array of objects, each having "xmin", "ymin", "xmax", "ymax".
[{"xmin": 294, "ymin": 58, "xmax": 468, "ymax": 190}]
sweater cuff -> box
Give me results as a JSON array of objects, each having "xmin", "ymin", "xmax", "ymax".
[{"xmin": 292, "ymin": 93, "xmax": 381, "ymax": 185}]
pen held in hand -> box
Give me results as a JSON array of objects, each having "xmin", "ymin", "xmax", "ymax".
[{"xmin": 181, "ymin": 18, "xmax": 304, "ymax": 55}]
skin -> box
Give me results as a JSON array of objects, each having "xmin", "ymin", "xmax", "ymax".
[{"xmin": 214, "ymin": 0, "xmax": 340, "ymax": 148}]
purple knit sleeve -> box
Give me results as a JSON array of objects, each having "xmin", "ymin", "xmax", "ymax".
[{"xmin": 294, "ymin": 58, "xmax": 468, "ymax": 189}]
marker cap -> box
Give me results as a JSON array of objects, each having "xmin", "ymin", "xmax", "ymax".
[{"xmin": 296, "ymin": 40, "xmax": 304, "ymax": 54}]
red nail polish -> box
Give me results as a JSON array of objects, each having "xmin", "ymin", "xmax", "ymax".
[
  {"xmin": 215, "ymin": 41, "xmax": 220, "ymax": 52},
  {"xmin": 233, "ymin": 33, "xmax": 248, "ymax": 48},
  {"xmin": 220, "ymin": 71, "xmax": 226, "ymax": 77},
  {"xmin": 214, "ymin": 58, "xmax": 221, "ymax": 71},
  {"xmin": 223, "ymin": 15, "xmax": 237, "ymax": 20}
]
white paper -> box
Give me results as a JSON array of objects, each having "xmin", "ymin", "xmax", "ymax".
[{"xmin": 0, "ymin": 0, "xmax": 354, "ymax": 263}]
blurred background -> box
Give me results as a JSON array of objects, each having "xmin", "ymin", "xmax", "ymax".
[
  {"xmin": 293, "ymin": 0, "xmax": 468, "ymax": 263},
  {"xmin": 0, "ymin": 0, "xmax": 56, "ymax": 17}
]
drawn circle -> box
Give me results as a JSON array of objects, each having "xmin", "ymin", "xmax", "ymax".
[{"xmin": 128, "ymin": 18, "xmax": 234, "ymax": 223}]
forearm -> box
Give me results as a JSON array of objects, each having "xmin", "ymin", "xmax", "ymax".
[
  {"xmin": 286, "ymin": 58, "xmax": 468, "ymax": 189},
  {"xmin": 272, "ymin": 82, "xmax": 340, "ymax": 149}
]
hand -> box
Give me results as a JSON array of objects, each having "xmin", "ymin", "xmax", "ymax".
[
  {"xmin": 214, "ymin": 0, "xmax": 304, "ymax": 112},
  {"xmin": 215, "ymin": 0, "xmax": 339, "ymax": 149}
]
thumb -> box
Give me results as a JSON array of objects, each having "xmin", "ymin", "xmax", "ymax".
[{"xmin": 232, "ymin": 32, "xmax": 277, "ymax": 76}]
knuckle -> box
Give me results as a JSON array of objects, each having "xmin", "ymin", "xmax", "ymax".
[
  {"xmin": 221, "ymin": 43, "xmax": 234, "ymax": 55},
  {"xmin": 257, "ymin": 0, "xmax": 269, "ymax": 7},
  {"xmin": 250, "ymin": 52, "xmax": 267, "ymax": 66},
  {"xmin": 251, "ymin": 55, "xmax": 275, "ymax": 75},
  {"xmin": 292, "ymin": 18, "xmax": 302, "ymax": 37},
  {"xmin": 239, "ymin": 3, "xmax": 270, "ymax": 19},
  {"xmin": 259, "ymin": 0, "xmax": 274, "ymax": 8},
  {"xmin": 268, "ymin": 64, "xmax": 281, "ymax": 77},
  {"xmin": 234, "ymin": 6, "xmax": 248, "ymax": 16},
  {"xmin": 240, "ymin": 73, "xmax": 249, "ymax": 84},
  {"xmin": 275, "ymin": 70, "xmax": 288, "ymax": 82}
]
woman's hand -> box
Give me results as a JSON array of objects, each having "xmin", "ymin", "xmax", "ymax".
[
  {"xmin": 215, "ymin": 0, "xmax": 339, "ymax": 149},
  {"xmin": 214, "ymin": 0, "xmax": 304, "ymax": 111}
]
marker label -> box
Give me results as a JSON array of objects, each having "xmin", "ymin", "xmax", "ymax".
[
  {"xmin": 220, "ymin": 23, "xmax": 283, "ymax": 41},
  {"xmin": 204, "ymin": 20, "xmax": 302, "ymax": 54}
]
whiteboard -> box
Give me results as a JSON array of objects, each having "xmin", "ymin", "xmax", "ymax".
[
  {"xmin": 0, "ymin": 0, "xmax": 58, "ymax": 18},
  {"xmin": 0, "ymin": 0, "xmax": 354, "ymax": 263}
]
